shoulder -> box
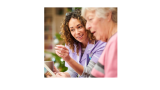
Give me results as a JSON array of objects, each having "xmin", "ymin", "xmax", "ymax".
[
  {"xmin": 106, "ymin": 33, "xmax": 117, "ymax": 48},
  {"xmin": 103, "ymin": 33, "xmax": 117, "ymax": 54},
  {"xmin": 92, "ymin": 40, "xmax": 107, "ymax": 50},
  {"xmin": 95, "ymin": 40, "xmax": 107, "ymax": 47},
  {"xmin": 87, "ymin": 40, "xmax": 106, "ymax": 56}
]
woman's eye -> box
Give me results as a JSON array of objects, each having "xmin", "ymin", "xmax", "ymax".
[
  {"xmin": 78, "ymin": 26, "xmax": 82, "ymax": 28},
  {"xmin": 71, "ymin": 29, "xmax": 74, "ymax": 31},
  {"xmin": 89, "ymin": 18, "xmax": 92, "ymax": 21}
]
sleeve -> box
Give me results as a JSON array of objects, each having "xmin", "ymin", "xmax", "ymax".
[
  {"xmin": 80, "ymin": 60, "xmax": 96, "ymax": 77},
  {"xmin": 89, "ymin": 46, "xmax": 106, "ymax": 77},
  {"xmin": 90, "ymin": 41, "xmax": 107, "ymax": 63},
  {"xmin": 65, "ymin": 68, "xmax": 78, "ymax": 78},
  {"xmin": 80, "ymin": 41, "xmax": 107, "ymax": 77}
]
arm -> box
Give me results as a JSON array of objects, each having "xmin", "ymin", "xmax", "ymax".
[
  {"xmin": 80, "ymin": 60, "xmax": 96, "ymax": 77},
  {"xmin": 65, "ymin": 56, "xmax": 84, "ymax": 75},
  {"xmin": 55, "ymin": 41, "xmax": 106, "ymax": 77},
  {"xmin": 55, "ymin": 45, "xmax": 84, "ymax": 75},
  {"xmin": 46, "ymin": 65, "xmax": 71, "ymax": 78}
]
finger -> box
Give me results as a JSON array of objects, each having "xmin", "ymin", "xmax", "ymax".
[
  {"xmin": 55, "ymin": 45, "xmax": 68, "ymax": 50},
  {"xmin": 56, "ymin": 50, "xmax": 62, "ymax": 56},
  {"xmin": 46, "ymin": 75, "xmax": 51, "ymax": 78},
  {"xmin": 56, "ymin": 74, "xmax": 60, "ymax": 77},
  {"xmin": 62, "ymin": 46, "xmax": 68, "ymax": 50},
  {"xmin": 55, "ymin": 48, "xmax": 63, "ymax": 54},
  {"xmin": 53, "ymin": 66, "xmax": 59, "ymax": 72},
  {"xmin": 55, "ymin": 50, "xmax": 62, "ymax": 57},
  {"xmin": 56, "ymin": 73, "xmax": 65, "ymax": 78},
  {"xmin": 53, "ymin": 72, "xmax": 57, "ymax": 74},
  {"xmin": 47, "ymin": 75, "xmax": 56, "ymax": 78},
  {"xmin": 55, "ymin": 47, "xmax": 69, "ymax": 55},
  {"xmin": 56, "ymin": 50, "xmax": 64, "ymax": 57},
  {"xmin": 56, "ymin": 45, "xmax": 64, "ymax": 48},
  {"xmin": 57, "ymin": 50, "xmax": 65, "ymax": 57},
  {"xmin": 56, "ymin": 47, "xmax": 69, "ymax": 53},
  {"xmin": 55, "ymin": 47, "xmax": 67, "ymax": 53},
  {"xmin": 55, "ymin": 47, "xmax": 62, "ymax": 51},
  {"xmin": 56, "ymin": 74, "xmax": 64, "ymax": 78},
  {"xmin": 59, "ymin": 49, "xmax": 68, "ymax": 54},
  {"xmin": 62, "ymin": 49, "xmax": 69, "ymax": 53}
]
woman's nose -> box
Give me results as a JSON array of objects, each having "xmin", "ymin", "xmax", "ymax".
[
  {"xmin": 86, "ymin": 21, "xmax": 90, "ymax": 30},
  {"xmin": 75, "ymin": 29, "xmax": 80, "ymax": 34}
]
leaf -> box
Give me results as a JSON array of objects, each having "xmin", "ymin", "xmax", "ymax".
[
  {"xmin": 75, "ymin": 7, "xmax": 82, "ymax": 10},
  {"xmin": 55, "ymin": 33, "xmax": 63, "ymax": 40},
  {"xmin": 61, "ymin": 67, "xmax": 68, "ymax": 72}
]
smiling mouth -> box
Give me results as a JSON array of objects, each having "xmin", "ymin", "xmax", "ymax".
[{"xmin": 77, "ymin": 34, "xmax": 83, "ymax": 38}]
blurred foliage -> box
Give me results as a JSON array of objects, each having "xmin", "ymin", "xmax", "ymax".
[
  {"xmin": 45, "ymin": 33, "xmax": 67, "ymax": 72},
  {"xmin": 67, "ymin": 7, "xmax": 82, "ymax": 12},
  {"xmin": 67, "ymin": 8, "xmax": 72, "ymax": 12},
  {"xmin": 45, "ymin": 51, "xmax": 68, "ymax": 72},
  {"xmin": 55, "ymin": 33, "xmax": 63, "ymax": 40},
  {"xmin": 75, "ymin": 7, "xmax": 82, "ymax": 10}
]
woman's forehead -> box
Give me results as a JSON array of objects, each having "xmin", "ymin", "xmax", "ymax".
[
  {"xmin": 69, "ymin": 18, "xmax": 81, "ymax": 27},
  {"xmin": 85, "ymin": 10, "xmax": 95, "ymax": 18}
]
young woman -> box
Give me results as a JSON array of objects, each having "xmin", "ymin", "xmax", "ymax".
[{"xmin": 50, "ymin": 9, "xmax": 106, "ymax": 78}]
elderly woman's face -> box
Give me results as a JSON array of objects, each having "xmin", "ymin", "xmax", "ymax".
[
  {"xmin": 68, "ymin": 18, "xmax": 88, "ymax": 43},
  {"xmin": 85, "ymin": 10, "xmax": 109, "ymax": 42}
]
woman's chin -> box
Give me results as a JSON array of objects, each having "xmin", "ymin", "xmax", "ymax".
[{"xmin": 95, "ymin": 36, "xmax": 100, "ymax": 40}]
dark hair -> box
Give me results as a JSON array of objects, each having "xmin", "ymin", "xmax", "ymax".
[{"xmin": 60, "ymin": 9, "xmax": 96, "ymax": 55}]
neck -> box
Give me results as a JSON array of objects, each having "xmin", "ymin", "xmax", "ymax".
[
  {"xmin": 105, "ymin": 22, "xmax": 117, "ymax": 42},
  {"xmin": 81, "ymin": 38, "xmax": 89, "ymax": 48},
  {"xmin": 112, "ymin": 23, "xmax": 117, "ymax": 35}
]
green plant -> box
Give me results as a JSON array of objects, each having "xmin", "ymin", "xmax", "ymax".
[
  {"xmin": 45, "ymin": 33, "xmax": 67, "ymax": 72},
  {"xmin": 45, "ymin": 51, "xmax": 68, "ymax": 72}
]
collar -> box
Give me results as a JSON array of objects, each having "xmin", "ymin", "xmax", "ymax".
[{"xmin": 88, "ymin": 40, "xmax": 96, "ymax": 50}]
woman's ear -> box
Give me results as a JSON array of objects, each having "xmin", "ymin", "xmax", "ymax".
[{"xmin": 106, "ymin": 11, "xmax": 112, "ymax": 22}]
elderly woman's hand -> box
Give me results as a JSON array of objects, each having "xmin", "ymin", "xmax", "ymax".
[{"xmin": 55, "ymin": 45, "xmax": 71, "ymax": 62}]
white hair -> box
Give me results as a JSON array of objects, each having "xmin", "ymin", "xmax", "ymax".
[{"xmin": 81, "ymin": 7, "xmax": 117, "ymax": 23}]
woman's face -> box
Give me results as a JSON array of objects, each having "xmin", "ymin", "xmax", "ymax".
[
  {"xmin": 68, "ymin": 18, "xmax": 88, "ymax": 44},
  {"xmin": 85, "ymin": 10, "xmax": 109, "ymax": 42}
]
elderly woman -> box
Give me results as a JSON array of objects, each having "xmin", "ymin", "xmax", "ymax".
[
  {"xmin": 81, "ymin": 7, "xmax": 117, "ymax": 77},
  {"xmin": 48, "ymin": 9, "xmax": 106, "ymax": 78}
]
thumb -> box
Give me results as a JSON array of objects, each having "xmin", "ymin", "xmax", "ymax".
[{"xmin": 53, "ymin": 66, "xmax": 59, "ymax": 72}]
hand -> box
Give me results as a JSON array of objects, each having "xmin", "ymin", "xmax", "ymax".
[
  {"xmin": 45, "ymin": 66, "xmax": 59, "ymax": 78},
  {"xmin": 53, "ymin": 65, "xmax": 59, "ymax": 73},
  {"xmin": 45, "ymin": 71, "xmax": 52, "ymax": 77},
  {"xmin": 45, "ymin": 71, "xmax": 57, "ymax": 78},
  {"xmin": 55, "ymin": 45, "xmax": 70, "ymax": 62},
  {"xmin": 55, "ymin": 72, "xmax": 68, "ymax": 78},
  {"xmin": 46, "ymin": 72, "xmax": 68, "ymax": 78}
]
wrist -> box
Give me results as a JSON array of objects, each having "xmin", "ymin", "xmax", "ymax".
[{"xmin": 65, "ymin": 56, "xmax": 71, "ymax": 62}]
